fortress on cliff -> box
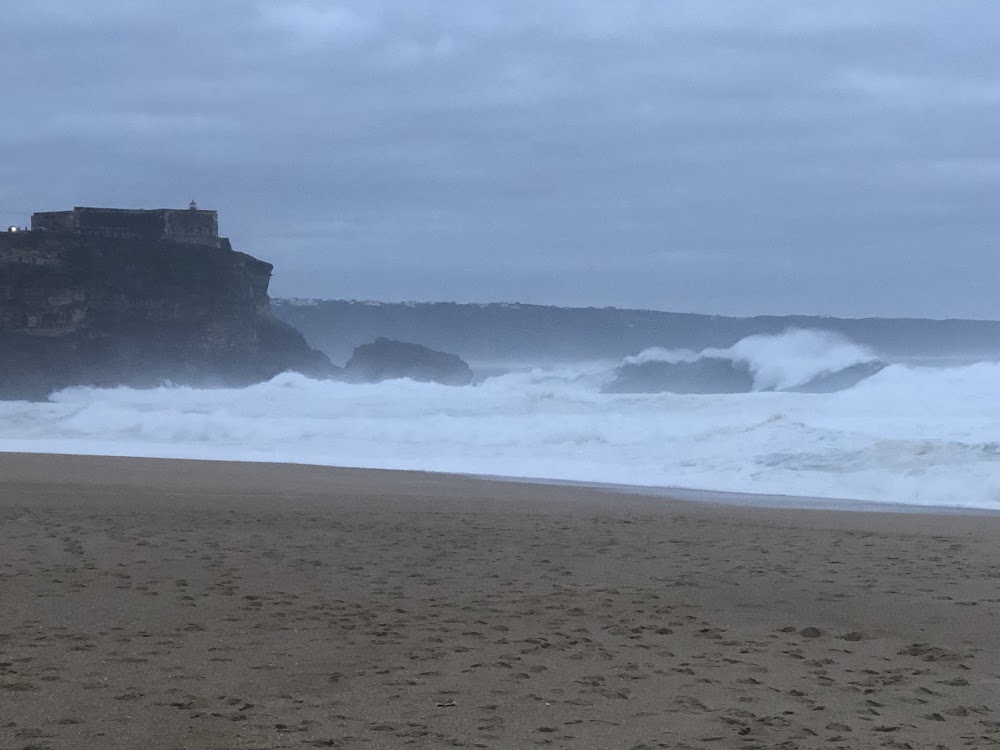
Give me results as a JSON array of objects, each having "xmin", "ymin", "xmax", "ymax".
[
  {"xmin": 0, "ymin": 201, "xmax": 332, "ymax": 400},
  {"xmin": 28, "ymin": 203, "xmax": 220, "ymax": 248}
]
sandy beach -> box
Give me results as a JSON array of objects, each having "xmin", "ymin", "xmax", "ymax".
[{"xmin": 1, "ymin": 453, "xmax": 998, "ymax": 749}]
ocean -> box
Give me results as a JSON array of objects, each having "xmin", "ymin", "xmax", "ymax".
[{"xmin": 2, "ymin": 329, "xmax": 997, "ymax": 511}]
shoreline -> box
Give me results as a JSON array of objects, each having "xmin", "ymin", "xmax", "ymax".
[
  {"xmin": 2, "ymin": 448, "xmax": 996, "ymax": 516},
  {"xmin": 480, "ymin": 475, "xmax": 1000, "ymax": 516}
]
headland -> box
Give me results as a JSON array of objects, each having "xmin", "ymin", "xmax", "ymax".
[{"xmin": 0, "ymin": 205, "xmax": 332, "ymax": 399}]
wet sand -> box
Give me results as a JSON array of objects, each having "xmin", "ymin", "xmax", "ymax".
[{"xmin": 1, "ymin": 453, "xmax": 998, "ymax": 749}]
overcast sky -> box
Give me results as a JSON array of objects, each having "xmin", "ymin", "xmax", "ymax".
[{"xmin": 3, "ymin": 1, "xmax": 999, "ymax": 317}]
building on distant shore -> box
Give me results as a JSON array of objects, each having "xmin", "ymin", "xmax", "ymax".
[{"xmin": 30, "ymin": 205, "xmax": 220, "ymax": 248}]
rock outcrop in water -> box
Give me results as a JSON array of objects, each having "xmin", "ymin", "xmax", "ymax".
[
  {"xmin": 343, "ymin": 338, "xmax": 473, "ymax": 385},
  {"xmin": 0, "ymin": 209, "xmax": 333, "ymax": 400}
]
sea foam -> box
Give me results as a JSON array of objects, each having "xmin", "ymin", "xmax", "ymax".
[
  {"xmin": 1, "ymin": 330, "xmax": 998, "ymax": 510},
  {"xmin": 623, "ymin": 329, "xmax": 881, "ymax": 391}
]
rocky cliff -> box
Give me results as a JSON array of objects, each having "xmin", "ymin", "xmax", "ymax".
[{"xmin": 0, "ymin": 230, "xmax": 332, "ymax": 399}]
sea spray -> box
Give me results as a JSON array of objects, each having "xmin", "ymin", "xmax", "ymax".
[
  {"xmin": 618, "ymin": 329, "xmax": 881, "ymax": 392},
  {"xmin": 0, "ymin": 336, "xmax": 998, "ymax": 510}
]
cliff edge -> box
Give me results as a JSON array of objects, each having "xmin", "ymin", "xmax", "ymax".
[{"xmin": 0, "ymin": 221, "xmax": 332, "ymax": 400}]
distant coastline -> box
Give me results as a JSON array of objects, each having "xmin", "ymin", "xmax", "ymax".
[{"xmin": 272, "ymin": 297, "xmax": 1000, "ymax": 364}]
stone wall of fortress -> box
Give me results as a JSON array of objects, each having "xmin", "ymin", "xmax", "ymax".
[{"xmin": 30, "ymin": 207, "xmax": 220, "ymax": 248}]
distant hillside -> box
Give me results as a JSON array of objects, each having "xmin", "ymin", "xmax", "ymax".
[{"xmin": 272, "ymin": 299, "xmax": 1000, "ymax": 365}]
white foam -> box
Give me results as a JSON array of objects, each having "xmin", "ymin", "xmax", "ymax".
[
  {"xmin": 626, "ymin": 329, "xmax": 880, "ymax": 390},
  {"xmin": 0, "ymin": 339, "xmax": 998, "ymax": 510}
]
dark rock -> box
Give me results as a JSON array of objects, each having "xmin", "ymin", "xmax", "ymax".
[
  {"xmin": 255, "ymin": 314, "xmax": 337, "ymax": 379},
  {"xmin": 343, "ymin": 338, "xmax": 473, "ymax": 386},
  {"xmin": 0, "ymin": 227, "xmax": 334, "ymax": 400},
  {"xmin": 800, "ymin": 627, "xmax": 823, "ymax": 638}
]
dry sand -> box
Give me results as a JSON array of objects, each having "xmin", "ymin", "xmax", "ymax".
[{"xmin": 1, "ymin": 453, "xmax": 998, "ymax": 749}]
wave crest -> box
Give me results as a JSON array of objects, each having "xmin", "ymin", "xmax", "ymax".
[{"xmin": 608, "ymin": 329, "xmax": 883, "ymax": 393}]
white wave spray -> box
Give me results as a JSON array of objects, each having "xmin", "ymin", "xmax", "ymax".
[
  {"xmin": 625, "ymin": 329, "xmax": 880, "ymax": 391},
  {"xmin": 1, "ymin": 330, "xmax": 998, "ymax": 511}
]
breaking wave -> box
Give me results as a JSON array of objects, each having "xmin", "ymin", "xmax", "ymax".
[
  {"xmin": 0, "ymin": 329, "xmax": 998, "ymax": 511},
  {"xmin": 607, "ymin": 329, "xmax": 884, "ymax": 393}
]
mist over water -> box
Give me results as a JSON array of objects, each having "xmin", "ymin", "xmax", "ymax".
[{"xmin": 2, "ymin": 330, "xmax": 998, "ymax": 511}]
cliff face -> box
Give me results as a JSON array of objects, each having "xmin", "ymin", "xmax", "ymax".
[{"xmin": 0, "ymin": 231, "xmax": 332, "ymax": 399}]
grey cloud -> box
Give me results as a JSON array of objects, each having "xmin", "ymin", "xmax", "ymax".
[{"xmin": 2, "ymin": 1, "xmax": 999, "ymax": 316}]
